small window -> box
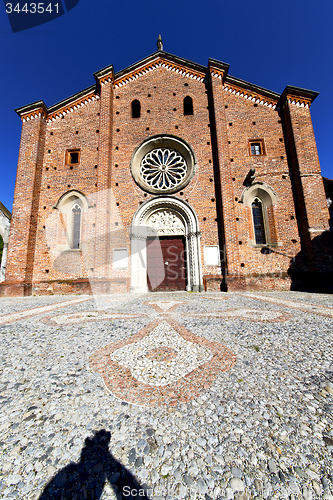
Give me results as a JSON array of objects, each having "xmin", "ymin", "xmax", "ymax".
[
  {"xmin": 131, "ymin": 100, "xmax": 141, "ymax": 118},
  {"xmin": 66, "ymin": 149, "xmax": 80, "ymax": 165},
  {"xmin": 249, "ymin": 140, "xmax": 264, "ymax": 156},
  {"xmin": 252, "ymin": 198, "xmax": 266, "ymax": 244},
  {"xmin": 72, "ymin": 204, "xmax": 82, "ymax": 249},
  {"xmin": 183, "ymin": 96, "xmax": 193, "ymax": 116}
]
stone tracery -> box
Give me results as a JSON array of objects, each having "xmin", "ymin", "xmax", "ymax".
[{"xmin": 140, "ymin": 148, "xmax": 187, "ymax": 191}]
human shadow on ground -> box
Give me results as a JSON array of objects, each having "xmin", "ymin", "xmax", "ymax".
[{"xmin": 39, "ymin": 429, "xmax": 151, "ymax": 500}]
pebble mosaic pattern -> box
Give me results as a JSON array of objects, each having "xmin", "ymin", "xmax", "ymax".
[
  {"xmin": 0, "ymin": 291, "xmax": 333, "ymax": 500},
  {"xmin": 193, "ymin": 309, "xmax": 291, "ymax": 322},
  {"xmin": 240, "ymin": 293, "xmax": 333, "ymax": 318},
  {"xmin": 145, "ymin": 347, "xmax": 178, "ymax": 362},
  {"xmin": 90, "ymin": 319, "xmax": 236, "ymax": 406},
  {"xmin": 0, "ymin": 296, "xmax": 90, "ymax": 325},
  {"xmin": 144, "ymin": 301, "xmax": 186, "ymax": 313},
  {"xmin": 43, "ymin": 311, "xmax": 146, "ymax": 325}
]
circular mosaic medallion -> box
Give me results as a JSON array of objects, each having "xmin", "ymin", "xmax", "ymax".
[
  {"xmin": 145, "ymin": 346, "xmax": 178, "ymax": 362},
  {"xmin": 140, "ymin": 148, "xmax": 187, "ymax": 190}
]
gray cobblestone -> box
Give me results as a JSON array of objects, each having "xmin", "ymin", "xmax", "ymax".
[{"xmin": 0, "ymin": 291, "xmax": 332, "ymax": 499}]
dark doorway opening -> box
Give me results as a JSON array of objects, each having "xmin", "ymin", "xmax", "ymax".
[{"xmin": 147, "ymin": 236, "xmax": 187, "ymax": 291}]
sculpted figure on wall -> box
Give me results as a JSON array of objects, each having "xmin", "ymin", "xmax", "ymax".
[{"xmin": 146, "ymin": 210, "xmax": 185, "ymax": 235}]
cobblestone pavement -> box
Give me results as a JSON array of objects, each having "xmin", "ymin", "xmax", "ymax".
[{"xmin": 0, "ymin": 291, "xmax": 333, "ymax": 500}]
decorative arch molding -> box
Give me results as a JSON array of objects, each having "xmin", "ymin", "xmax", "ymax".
[
  {"xmin": 54, "ymin": 190, "xmax": 90, "ymax": 251},
  {"xmin": 241, "ymin": 182, "xmax": 278, "ymax": 207},
  {"xmin": 130, "ymin": 197, "xmax": 203, "ymax": 293},
  {"xmin": 241, "ymin": 182, "xmax": 279, "ymax": 246},
  {"xmin": 54, "ymin": 189, "xmax": 91, "ymax": 211}
]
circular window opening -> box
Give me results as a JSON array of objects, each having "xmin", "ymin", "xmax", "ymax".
[
  {"xmin": 131, "ymin": 134, "xmax": 196, "ymax": 194},
  {"xmin": 140, "ymin": 148, "xmax": 187, "ymax": 191}
]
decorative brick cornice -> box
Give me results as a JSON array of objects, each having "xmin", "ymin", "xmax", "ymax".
[
  {"xmin": 21, "ymin": 110, "xmax": 47, "ymax": 123},
  {"xmin": 15, "ymin": 101, "xmax": 48, "ymax": 122},
  {"xmin": 47, "ymin": 91, "xmax": 99, "ymax": 122},
  {"xmin": 280, "ymin": 85, "xmax": 319, "ymax": 109},
  {"xmin": 16, "ymin": 87, "xmax": 100, "ymax": 123},
  {"xmin": 287, "ymin": 98, "xmax": 310, "ymax": 108},
  {"xmin": 15, "ymin": 54, "xmax": 320, "ymax": 126},
  {"xmin": 208, "ymin": 58, "xmax": 230, "ymax": 80},
  {"xmin": 93, "ymin": 64, "xmax": 115, "ymax": 86},
  {"xmin": 222, "ymin": 76, "xmax": 280, "ymax": 109},
  {"xmin": 114, "ymin": 56, "xmax": 205, "ymax": 89}
]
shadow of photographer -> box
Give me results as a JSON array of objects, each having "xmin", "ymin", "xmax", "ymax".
[{"xmin": 39, "ymin": 429, "xmax": 151, "ymax": 500}]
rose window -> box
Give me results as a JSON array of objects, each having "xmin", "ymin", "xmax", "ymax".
[{"xmin": 140, "ymin": 148, "xmax": 187, "ymax": 190}]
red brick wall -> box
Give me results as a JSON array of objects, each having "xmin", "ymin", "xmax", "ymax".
[
  {"xmin": 209, "ymin": 76, "xmax": 303, "ymax": 289},
  {"xmin": 282, "ymin": 97, "xmax": 330, "ymax": 276},
  {"xmin": 111, "ymin": 67, "xmax": 220, "ymax": 283},
  {"xmin": 32, "ymin": 99, "xmax": 100, "ymax": 285},
  {"xmin": 3, "ymin": 58, "xmax": 330, "ymax": 295},
  {"xmin": 6, "ymin": 112, "xmax": 46, "ymax": 284}
]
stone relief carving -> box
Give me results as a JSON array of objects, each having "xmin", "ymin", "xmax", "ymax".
[
  {"xmin": 132, "ymin": 197, "xmax": 203, "ymax": 292},
  {"xmin": 146, "ymin": 210, "xmax": 185, "ymax": 235}
]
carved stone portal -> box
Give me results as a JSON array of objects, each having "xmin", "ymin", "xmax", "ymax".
[
  {"xmin": 146, "ymin": 210, "xmax": 185, "ymax": 236},
  {"xmin": 131, "ymin": 197, "xmax": 203, "ymax": 293}
]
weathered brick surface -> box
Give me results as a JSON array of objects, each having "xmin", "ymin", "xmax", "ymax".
[
  {"xmin": 6, "ymin": 111, "xmax": 46, "ymax": 284},
  {"xmin": 2, "ymin": 52, "xmax": 330, "ymax": 295}
]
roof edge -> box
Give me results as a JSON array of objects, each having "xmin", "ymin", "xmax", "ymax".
[
  {"xmin": 208, "ymin": 58, "xmax": 230, "ymax": 76},
  {"xmin": 114, "ymin": 51, "xmax": 207, "ymax": 80},
  {"xmin": 47, "ymin": 85, "xmax": 97, "ymax": 113},
  {"xmin": 15, "ymin": 100, "xmax": 48, "ymax": 116},
  {"xmin": 93, "ymin": 64, "xmax": 115, "ymax": 83},
  {"xmin": 14, "ymin": 84, "xmax": 98, "ymax": 117},
  {"xmin": 225, "ymin": 75, "xmax": 281, "ymax": 101},
  {"xmin": 0, "ymin": 201, "xmax": 11, "ymax": 220},
  {"xmin": 280, "ymin": 85, "xmax": 319, "ymax": 104}
]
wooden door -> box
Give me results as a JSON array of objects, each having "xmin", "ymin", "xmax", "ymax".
[{"xmin": 147, "ymin": 236, "xmax": 186, "ymax": 291}]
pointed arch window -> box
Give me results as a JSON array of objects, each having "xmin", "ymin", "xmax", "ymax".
[
  {"xmin": 252, "ymin": 198, "xmax": 266, "ymax": 245},
  {"xmin": 183, "ymin": 96, "xmax": 193, "ymax": 116},
  {"xmin": 131, "ymin": 99, "xmax": 141, "ymax": 118},
  {"xmin": 72, "ymin": 204, "xmax": 82, "ymax": 249}
]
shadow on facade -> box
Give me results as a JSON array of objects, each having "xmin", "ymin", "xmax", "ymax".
[
  {"xmin": 39, "ymin": 430, "xmax": 151, "ymax": 500},
  {"xmin": 288, "ymin": 230, "xmax": 333, "ymax": 292}
]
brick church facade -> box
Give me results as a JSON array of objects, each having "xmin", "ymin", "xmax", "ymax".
[{"xmin": 1, "ymin": 39, "xmax": 330, "ymax": 296}]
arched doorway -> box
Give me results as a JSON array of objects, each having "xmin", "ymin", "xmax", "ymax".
[
  {"xmin": 0, "ymin": 205, "xmax": 11, "ymax": 282},
  {"xmin": 130, "ymin": 197, "xmax": 203, "ymax": 293}
]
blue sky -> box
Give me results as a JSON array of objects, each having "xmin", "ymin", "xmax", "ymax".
[{"xmin": 0, "ymin": 0, "xmax": 332, "ymax": 211}]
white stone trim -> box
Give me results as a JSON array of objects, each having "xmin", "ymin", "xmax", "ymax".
[
  {"xmin": 114, "ymin": 63, "xmax": 204, "ymax": 89},
  {"xmin": 46, "ymin": 95, "xmax": 99, "ymax": 123},
  {"xmin": 0, "ymin": 209, "xmax": 10, "ymax": 282},
  {"xmin": 241, "ymin": 182, "xmax": 278, "ymax": 247},
  {"xmin": 55, "ymin": 191, "xmax": 89, "ymax": 251},
  {"xmin": 130, "ymin": 197, "xmax": 203, "ymax": 293},
  {"xmin": 288, "ymin": 98, "xmax": 309, "ymax": 108},
  {"xmin": 131, "ymin": 135, "xmax": 197, "ymax": 195},
  {"xmin": 223, "ymin": 85, "xmax": 277, "ymax": 109}
]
